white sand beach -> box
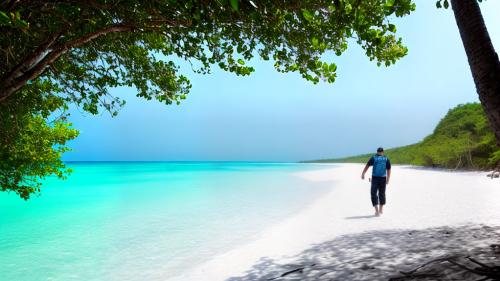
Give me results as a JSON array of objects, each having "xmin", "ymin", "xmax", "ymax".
[{"xmin": 170, "ymin": 164, "xmax": 500, "ymax": 280}]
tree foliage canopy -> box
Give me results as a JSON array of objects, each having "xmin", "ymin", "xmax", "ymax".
[{"xmin": 0, "ymin": 0, "xmax": 415, "ymax": 199}]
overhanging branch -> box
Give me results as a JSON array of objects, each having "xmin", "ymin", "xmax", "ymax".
[
  {"xmin": 0, "ymin": 24, "xmax": 137, "ymax": 103},
  {"xmin": 0, "ymin": 16, "xmax": 193, "ymax": 103}
]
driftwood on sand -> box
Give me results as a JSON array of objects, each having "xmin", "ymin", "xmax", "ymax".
[
  {"xmin": 487, "ymin": 170, "xmax": 500, "ymax": 179},
  {"xmin": 389, "ymin": 254, "xmax": 500, "ymax": 280}
]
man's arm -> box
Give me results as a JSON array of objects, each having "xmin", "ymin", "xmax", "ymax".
[
  {"xmin": 361, "ymin": 164, "xmax": 370, "ymax": 180},
  {"xmin": 386, "ymin": 168, "xmax": 391, "ymax": 185},
  {"xmin": 361, "ymin": 157, "xmax": 374, "ymax": 180},
  {"xmin": 386, "ymin": 158, "xmax": 392, "ymax": 185}
]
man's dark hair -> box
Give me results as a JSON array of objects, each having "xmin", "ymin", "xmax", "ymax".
[{"xmin": 377, "ymin": 147, "xmax": 384, "ymax": 152}]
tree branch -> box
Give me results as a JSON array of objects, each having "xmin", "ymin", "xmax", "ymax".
[
  {"xmin": 0, "ymin": 12, "xmax": 195, "ymax": 103},
  {"xmin": 0, "ymin": 24, "xmax": 136, "ymax": 102},
  {"xmin": 1, "ymin": 29, "xmax": 65, "ymax": 88}
]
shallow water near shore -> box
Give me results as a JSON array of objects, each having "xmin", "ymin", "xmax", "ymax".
[{"xmin": 0, "ymin": 162, "xmax": 333, "ymax": 281}]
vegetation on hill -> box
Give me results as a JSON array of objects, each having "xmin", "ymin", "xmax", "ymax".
[{"xmin": 309, "ymin": 103, "xmax": 500, "ymax": 170}]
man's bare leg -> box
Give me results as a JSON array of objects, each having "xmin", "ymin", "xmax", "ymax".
[
  {"xmin": 374, "ymin": 205, "xmax": 380, "ymax": 216},
  {"xmin": 379, "ymin": 204, "xmax": 384, "ymax": 215}
]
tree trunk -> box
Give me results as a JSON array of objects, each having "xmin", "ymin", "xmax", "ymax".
[{"xmin": 451, "ymin": 0, "xmax": 500, "ymax": 143}]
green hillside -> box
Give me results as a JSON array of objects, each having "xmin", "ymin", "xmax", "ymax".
[{"xmin": 308, "ymin": 103, "xmax": 500, "ymax": 170}]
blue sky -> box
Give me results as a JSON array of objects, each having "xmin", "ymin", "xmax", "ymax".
[{"xmin": 64, "ymin": 1, "xmax": 500, "ymax": 162}]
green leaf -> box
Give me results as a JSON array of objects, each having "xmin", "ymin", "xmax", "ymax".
[
  {"xmin": 388, "ymin": 23, "xmax": 396, "ymax": 32},
  {"xmin": 311, "ymin": 37, "xmax": 319, "ymax": 47},
  {"xmin": 17, "ymin": 20, "xmax": 29, "ymax": 29},
  {"xmin": 302, "ymin": 9, "xmax": 313, "ymax": 22},
  {"xmin": 443, "ymin": 0, "xmax": 449, "ymax": 8},
  {"xmin": 237, "ymin": 59, "xmax": 245, "ymax": 65},
  {"xmin": 385, "ymin": 0, "xmax": 396, "ymax": 7},
  {"xmin": 230, "ymin": 0, "xmax": 238, "ymax": 11},
  {"xmin": 436, "ymin": 1, "xmax": 442, "ymax": 8},
  {"xmin": 345, "ymin": 3, "xmax": 352, "ymax": 13},
  {"xmin": 0, "ymin": 11, "xmax": 9, "ymax": 23}
]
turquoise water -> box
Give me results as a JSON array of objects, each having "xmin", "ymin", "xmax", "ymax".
[{"xmin": 0, "ymin": 162, "xmax": 333, "ymax": 281}]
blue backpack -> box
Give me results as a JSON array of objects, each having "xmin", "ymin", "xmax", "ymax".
[{"xmin": 372, "ymin": 155, "xmax": 388, "ymax": 177}]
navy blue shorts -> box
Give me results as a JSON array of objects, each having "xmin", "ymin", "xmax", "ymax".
[{"xmin": 371, "ymin": 176, "xmax": 386, "ymax": 206}]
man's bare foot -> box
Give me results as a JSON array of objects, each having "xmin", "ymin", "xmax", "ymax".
[{"xmin": 375, "ymin": 211, "xmax": 380, "ymax": 217}]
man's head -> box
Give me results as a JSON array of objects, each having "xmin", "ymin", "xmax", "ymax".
[{"xmin": 377, "ymin": 147, "xmax": 384, "ymax": 155}]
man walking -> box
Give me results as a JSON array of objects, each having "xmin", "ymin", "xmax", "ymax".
[{"xmin": 361, "ymin": 147, "xmax": 391, "ymax": 216}]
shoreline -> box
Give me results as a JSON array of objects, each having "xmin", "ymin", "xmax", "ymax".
[
  {"xmin": 303, "ymin": 161, "xmax": 496, "ymax": 173},
  {"xmin": 170, "ymin": 163, "xmax": 500, "ymax": 280},
  {"xmin": 165, "ymin": 164, "xmax": 339, "ymax": 281}
]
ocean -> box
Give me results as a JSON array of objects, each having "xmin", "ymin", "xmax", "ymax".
[{"xmin": 0, "ymin": 162, "xmax": 333, "ymax": 281}]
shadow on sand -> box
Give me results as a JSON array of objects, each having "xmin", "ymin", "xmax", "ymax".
[
  {"xmin": 344, "ymin": 215, "xmax": 377, "ymax": 220},
  {"xmin": 226, "ymin": 224, "xmax": 500, "ymax": 281}
]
